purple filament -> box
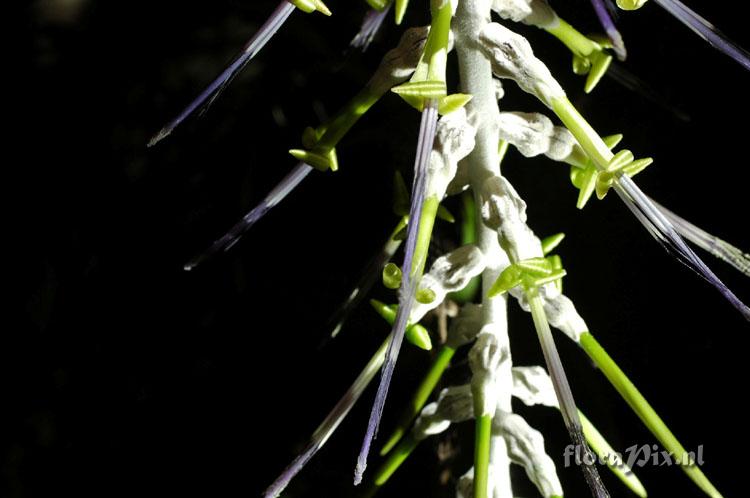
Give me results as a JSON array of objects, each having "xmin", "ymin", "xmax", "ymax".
[
  {"xmin": 149, "ymin": 1, "xmax": 296, "ymax": 146},
  {"xmin": 654, "ymin": 0, "xmax": 750, "ymax": 71},
  {"xmin": 652, "ymin": 199, "xmax": 750, "ymax": 277},
  {"xmin": 351, "ymin": 4, "xmax": 392, "ymax": 51},
  {"xmin": 184, "ymin": 162, "xmax": 312, "ymax": 271},
  {"xmin": 589, "ymin": 0, "xmax": 627, "ymax": 60},
  {"xmin": 615, "ymin": 177, "xmax": 750, "ymax": 321},
  {"xmin": 529, "ymin": 296, "xmax": 611, "ymax": 498},
  {"xmin": 263, "ymin": 338, "xmax": 388, "ymax": 497},
  {"xmin": 354, "ymin": 101, "xmax": 439, "ymax": 485}
]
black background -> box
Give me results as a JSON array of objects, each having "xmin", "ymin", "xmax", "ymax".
[{"xmin": 16, "ymin": 1, "xmax": 750, "ymax": 497}]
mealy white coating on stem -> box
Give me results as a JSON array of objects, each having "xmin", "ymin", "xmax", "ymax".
[
  {"xmin": 494, "ymin": 410, "xmax": 564, "ymax": 498},
  {"xmin": 497, "ymin": 111, "xmax": 579, "ymax": 161},
  {"xmin": 455, "ymin": 1, "xmax": 514, "ymax": 495},
  {"xmin": 469, "ymin": 331, "xmax": 509, "ymax": 416},
  {"xmin": 480, "ymin": 175, "xmax": 543, "ymax": 260},
  {"xmin": 494, "ymin": 78, "xmax": 506, "ymax": 100},
  {"xmin": 491, "ymin": 0, "xmax": 558, "ymax": 28},
  {"xmin": 478, "ymin": 22, "xmax": 566, "ymax": 108},
  {"xmin": 478, "ymin": 168, "xmax": 611, "ymax": 496}
]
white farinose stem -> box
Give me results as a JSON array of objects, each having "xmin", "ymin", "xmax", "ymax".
[{"xmin": 455, "ymin": 0, "xmax": 513, "ymax": 496}]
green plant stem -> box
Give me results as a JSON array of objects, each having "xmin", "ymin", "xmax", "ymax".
[
  {"xmin": 412, "ymin": 195, "xmax": 440, "ymax": 278},
  {"xmin": 551, "ymin": 96, "xmax": 614, "ymax": 170},
  {"xmin": 580, "ymin": 331, "xmax": 723, "ymax": 498},
  {"xmin": 473, "ymin": 414, "xmax": 493, "ymax": 498},
  {"xmin": 373, "ymin": 433, "xmax": 419, "ymax": 487},
  {"xmin": 450, "ymin": 192, "xmax": 481, "ymax": 303},
  {"xmin": 579, "ymin": 410, "xmax": 648, "ymax": 497},
  {"xmin": 546, "ymin": 18, "xmax": 601, "ymax": 57},
  {"xmin": 425, "ymin": 0, "xmax": 453, "ymax": 82},
  {"xmin": 380, "ymin": 345, "xmax": 456, "ymax": 455},
  {"xmin": 317, "ymin": 87, "xmax": 384, "ymax": 150}
]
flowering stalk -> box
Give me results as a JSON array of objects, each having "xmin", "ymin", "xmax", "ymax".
[
  {"xmin": 149, "ymin": 1, "xmax": 331, "ymax": 146},
  {"xmin": 157, "ymin": 2, "xmax": 750, "ymax": 497},
  {"xmin": 512, "ymin": 366, "xmax": 647, "ymax": 496},
  {"xmin": 480, "ymin": 29, "xmax": 750, "ymax": 318},
  {"xmin": 476, "ymin": 20, "xmax": 745, "ymax": 318},
  {"xmin": 502, "ymin": 255, "xmax": 724, "ymax": 497},
  {"xmin": 526, "ymin": 292, "xmax": 609, "ymax": 498}
]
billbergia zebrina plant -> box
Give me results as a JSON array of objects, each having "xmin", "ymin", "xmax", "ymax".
[{"xmin": 151, "ymin": 1, "xmax": 749, "ymax": 497}]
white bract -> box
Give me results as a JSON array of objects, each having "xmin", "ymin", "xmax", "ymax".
[
  {"xmin": 411, "ymin": 244, "xmax": 486, "ymax": 321},
  {"xmin": 497, "ymin": 111, "xmax": 578, "ymax": 161},
  {"xmin": 478, "ymin": 22, "xmax": 566, "ymax": 107},
  {"xmin": 413, "ymin": 385, "xmax": 474, "ymax": 439},
  {"xmin": 491, "ymin": 0, "xmax": 558, "ymax": 28},
  {"xmin": 494, "ymin": 411, "xmax": 564, "ymax": 497}
]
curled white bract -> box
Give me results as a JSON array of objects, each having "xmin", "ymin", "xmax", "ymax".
[
  {"xmin": 497, "ymin": 111, "xmax": 577, "ymax": 161},
  {"xmin": 478, "ymin": 22, "xmax": 566, "ymax": 108},
  {"xmin": 411, "ymin": 244, "xmax": 486, "ymax": 321},
  {"xmin": 494, "ymin": 411, "xmax": 564, "ymax": 498},
  {"xmin": 491, "ymin": 0, "xmax": 558, "ymax": 28},
  {"xmin": 427, "ymin": 108, "xmax": 478, "ymax": 199},
  {"xmin": 479, "ymin": 175, "xmax": 543, "ymax": 259},
  {"xmin": 413, "ymin": 385, "xmax": 473, "ymax": 439}
]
